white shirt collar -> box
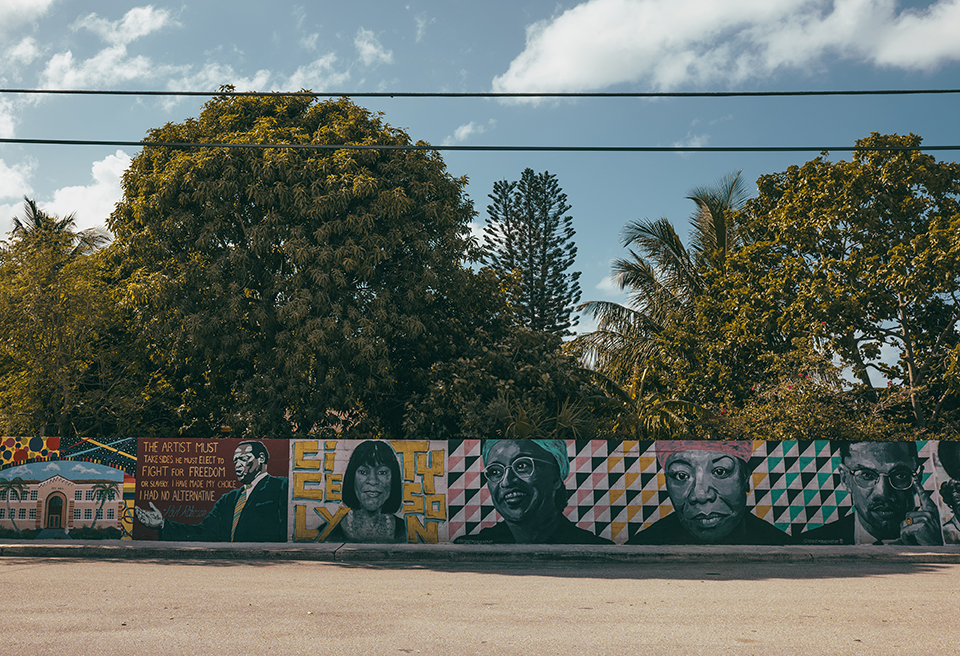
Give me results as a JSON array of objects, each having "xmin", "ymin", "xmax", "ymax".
[{"xmin": 243, "ymin": 470, "xmax": 269, "ymax": 494}]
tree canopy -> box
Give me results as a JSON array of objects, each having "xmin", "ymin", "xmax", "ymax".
[
  {"xmin": 0, "ymin": 198, "xmax": 124, "ymax": 437},
  {"xmin": 109, "ymin": 91, "xmax": 479, "ymax": 438},
  {"xmin": 737, "ymin": 133, "xmax": 960, "ymax": 433}
]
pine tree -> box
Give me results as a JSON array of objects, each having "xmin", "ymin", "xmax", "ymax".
[{"xmin": 480, "ymin": 168, "xmax": 581, "ymax": 335}]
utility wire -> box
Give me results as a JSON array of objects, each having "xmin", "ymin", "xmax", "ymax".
[
  {"xmin": 1, "ymin": 138, "xmax": 959, "ymax": 152},
  {"xmin": 2, "ymin": 88, "xmax": 960, "ymax": 98}
]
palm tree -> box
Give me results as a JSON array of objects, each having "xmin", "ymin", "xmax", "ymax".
[
  {"xmin": 567, "ymin": 172, "xmax": 749, "ymax": 434},
  {"xmin": 570, "ymin": 172, "xmax": 749, "ymax": 384},
  {"xmin": 0, "ymin": 477, "xmax": 27, "ymax": 535},
  {"xmin": 89, "ymin": 482, "xmax": 119, "ymax": 531},
  {"xmin": 11, "ymin": 197, "xmax": 107, "ymax": 257}
]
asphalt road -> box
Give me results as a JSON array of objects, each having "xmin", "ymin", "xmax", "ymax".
[{"xmin": 3, "ymin": 557, "xmax": 958, "ymax": 655}]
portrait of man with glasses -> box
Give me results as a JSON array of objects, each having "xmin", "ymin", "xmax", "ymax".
[
  {"xmin": 801, "ymin": 441, "xmax": 942, "ymax": 545},
  {"xmin": 453, "ymin": 439, "xmax": 613, "ymax": 544}
]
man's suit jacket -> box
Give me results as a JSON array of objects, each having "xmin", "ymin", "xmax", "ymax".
[{"xmin": 160, "ymin": 475, "xmax": 288, "ymax": 542}]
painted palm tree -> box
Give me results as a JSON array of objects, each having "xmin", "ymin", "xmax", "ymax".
[
  {"xmin": 0, "ymin": 477, "xmax": 27, "ymax": 535},
  {"xmin": 89, "ymin": 482, "xmax": 119, "ymax": 531},
  {"xmin": 568, "ymin": 172, "xmax": 750, "ymax": 433}
]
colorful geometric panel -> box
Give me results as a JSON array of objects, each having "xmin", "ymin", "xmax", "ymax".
[
  {"xmin": 748, "ymin": 441, "xmax": 850, "ymax": 536},
  {"xmin": 447, "ymin": 440, "xmax": 664, "ymax": 544}
]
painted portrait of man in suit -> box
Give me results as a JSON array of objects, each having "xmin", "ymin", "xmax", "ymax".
[{"xmin": 135, "ymin": 440, "xmax": 288, "ymax": 542}]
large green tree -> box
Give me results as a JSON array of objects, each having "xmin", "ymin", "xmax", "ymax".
[
  {"xmin": 740, "ymin": 133, "xmax": 960, "ymax": 432},
  {"xmin": 480, "ymin": 168, "xmax": 581, "ymax": 335},
  {"xmin": 109, "ymin": 91, "xmax": 480, "ymax": 438}
]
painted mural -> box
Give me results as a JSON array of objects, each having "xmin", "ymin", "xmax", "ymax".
[
  {"xmin": 290, "ymin": 440, "xmax": 447, "ymax": 543},
  {"xmin": 0, "ymin": 436, "xmax": 955, "ymax": 546},
  {"xmin": 0, "ymin": 434, "xmax": 136, "ymax": 539},
  {"xmin": 133, "ymin": 438, "xmax": 289, "ymax": 542}
]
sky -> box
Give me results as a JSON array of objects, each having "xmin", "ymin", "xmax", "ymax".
[
  {"xmin": 1, "ymin": 460, "xmax": 124, "ymax": 482},
  {"xmin": 1, "ymin": 0, "xmax": 959, "ymax": 335}
]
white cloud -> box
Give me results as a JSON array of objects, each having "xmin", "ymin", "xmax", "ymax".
[
  {"xmin": 301, "ymin": 33, "xmax": 320, "ymax": 50},
  {"xmin": 355, "ymin": 28, "xmax": 393, "ymax": 66},
  {"xmin": 70, "ymin": 463, "xmax": 101, "ymax": 475},
  {"xmin": 2, "ymin": 465, "xmax": 28, "ymax": 478},
  {"xmin": 40, "ymin": 7, "xmax": 177, "ymax": 88},
  {"xmin": 41, "ymin": 47, "xmax": 167, "ymax": 88},
  {"xmin": 6, "ymin": 36, "xmax": 41, "ymax": 65},
  {"xmin": 415, "ymin": 15, "xmax": 434, "ymax": 43},
  {"xmin": 0, "ymin": 157, "xmax": 34, "ymax": 200},
  {"xmin": 42, "ymin": 462, "xmax": 61, "ymax": 472},
  {"xmin": 442, "ymin": 119, "xmax": 496, "ymax": 145},
  {"xmin": 673, "ymin": 131, "xmax": 711, "ymax": 154},
  {"xmin": 0, "ymin": 0, "xmax": 55, "ymax": 31},
  {"xmin": 167, "ymin": 63, "xmax": 272, "ymax": 93},
  {"xmin": 468, "ymin": 220, "xmax": 485, "ymax": 245},
  {"xmin": 282, "ymin": 54, "xmax": 351, "ymax": 90},
  {"xmin": 595, "ymin": 274, "xmax": 621, "ymax": 294},
  {"xmin": 0, "ymin": 98, "xmax": 17, "ymax": 138},
  {"xmin": 72, "ymin": 6, "xmax": 175, "ymax": 46},
  {"xmin": 43, "ymin": 150, "xmax": 131, "ymax": 232},
  {"xmin": 492, "ymin": 0, "xmax": 960, "ymax": 94}
]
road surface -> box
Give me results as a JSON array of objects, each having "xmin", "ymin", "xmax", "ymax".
[{"xmin": 3, "ymin": 557, "xmax": 957, "ymax": 655}]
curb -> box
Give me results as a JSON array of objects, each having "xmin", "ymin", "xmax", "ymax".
[{"xmin": 2, "ymin": 540, "xmax": 959, "ymax": 564}]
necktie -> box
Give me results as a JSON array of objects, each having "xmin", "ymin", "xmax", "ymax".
[{"xmin": 231, "ymin": 487, "xmax": 247, "ymax": 541}]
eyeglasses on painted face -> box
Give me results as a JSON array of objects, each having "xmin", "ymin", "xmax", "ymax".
[
  {"xmin": 842, "ymin": 466, "xmax": 918, "ymax": 491},
  {"xmin": 485, "ymin": 456, "xmax": 554, "ymax": 483}
]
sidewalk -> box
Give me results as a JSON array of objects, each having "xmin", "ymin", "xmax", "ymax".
[{"xmin": 2, "ymin": 540, "xmax": 959, "ymax": 563}]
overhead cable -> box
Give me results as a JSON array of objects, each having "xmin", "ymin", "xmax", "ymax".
[
  {"xmin": 2, "ymin": 88, "xmax": 960, "ymax": 99},
  {"xmin": 2, "ymin": 138, "xmax": 958, "ymax": 152}
]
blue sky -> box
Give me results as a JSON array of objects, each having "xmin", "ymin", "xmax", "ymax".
[
  {"xmin": 1, "ymin": 0, "xmax": 959, "ymax": 334},
  {"xmin": 1, "ymin": 460, "xmax": 124, "ymax": 482}
]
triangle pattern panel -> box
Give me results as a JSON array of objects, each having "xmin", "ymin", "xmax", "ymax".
[{"xmin": 750, "ymin": 441, "xmax": 850, "ymax": 534}]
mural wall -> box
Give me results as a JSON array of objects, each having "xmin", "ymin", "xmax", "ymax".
[
  {"xmin": 1, "ymin": 437, "xmax": 957, "ymax": 546},
  {"xmin": 0, "ymin": 435, "xmax": 136, "ymax": 539}
]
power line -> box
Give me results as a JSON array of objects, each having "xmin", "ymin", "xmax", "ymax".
[
  {"xmin": 2, "ymin": 88, "xmax": 960, "ymax": 99},
  {"xmin": 1, "ymin": 137, "xmax": 958, "ymax": 152}
]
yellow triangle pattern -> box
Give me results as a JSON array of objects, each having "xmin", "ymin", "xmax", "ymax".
[
  {"xmin": 609, "ymin": 489, "xmax": 625, "ymax": 505},
  {"xmin": 610, "ymin": 521, "xmax": 627, "ymax": 539},
  {"xmin": 607, "ymin": 456, "xmax": 623, "ymax": 472},
  {"xmin": 755, "ymin": 505, "xmax": 771, "ymax": 520}
]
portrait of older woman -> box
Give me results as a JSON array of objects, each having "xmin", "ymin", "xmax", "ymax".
[
  {"xmin": 627, "ymin": 441, "xmax": 792, "ymax": 545},
  {"xmin": 454, "ymin": 439, "xmax": 613, "ymax": 545},
  {"xmin": 326, "ymin": 440, "xmax": 405, "ymax": 543}
]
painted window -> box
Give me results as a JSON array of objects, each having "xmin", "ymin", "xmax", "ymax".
[
  {"xmin": 0, "ymin": 508, "xmax": 5, "ymax": 519},
  {"xmin": 95, "ymin": 508, "xmax": 102, "ymax": 520},
  {"xmin": 107, "ymin": 508, "xmax": 115, "ymax": 520},
  {"xmin": 85, "ymin": 490, "xmax": 94, "ymax": 501},
  {"xmin": 75, "ymin": 490, "xmax": 83, "ymax": 501},
  {"xmin": 18, "ymin": 508, "xmax": 26, "ymax": 520},
  {"xmin": 84, "ymin": 508, "xmax": 92, "ymax": 520},
  {"xmin": 74, "ymin": 509, "xmax": 81, "ymax": 520},
  {"xmin": 29, "ymin": 508, "xmax": 36, "ymax": 520},
  {"xmin": 30, "ymin": 490, "xmax": 37, "ymax": 501}
]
